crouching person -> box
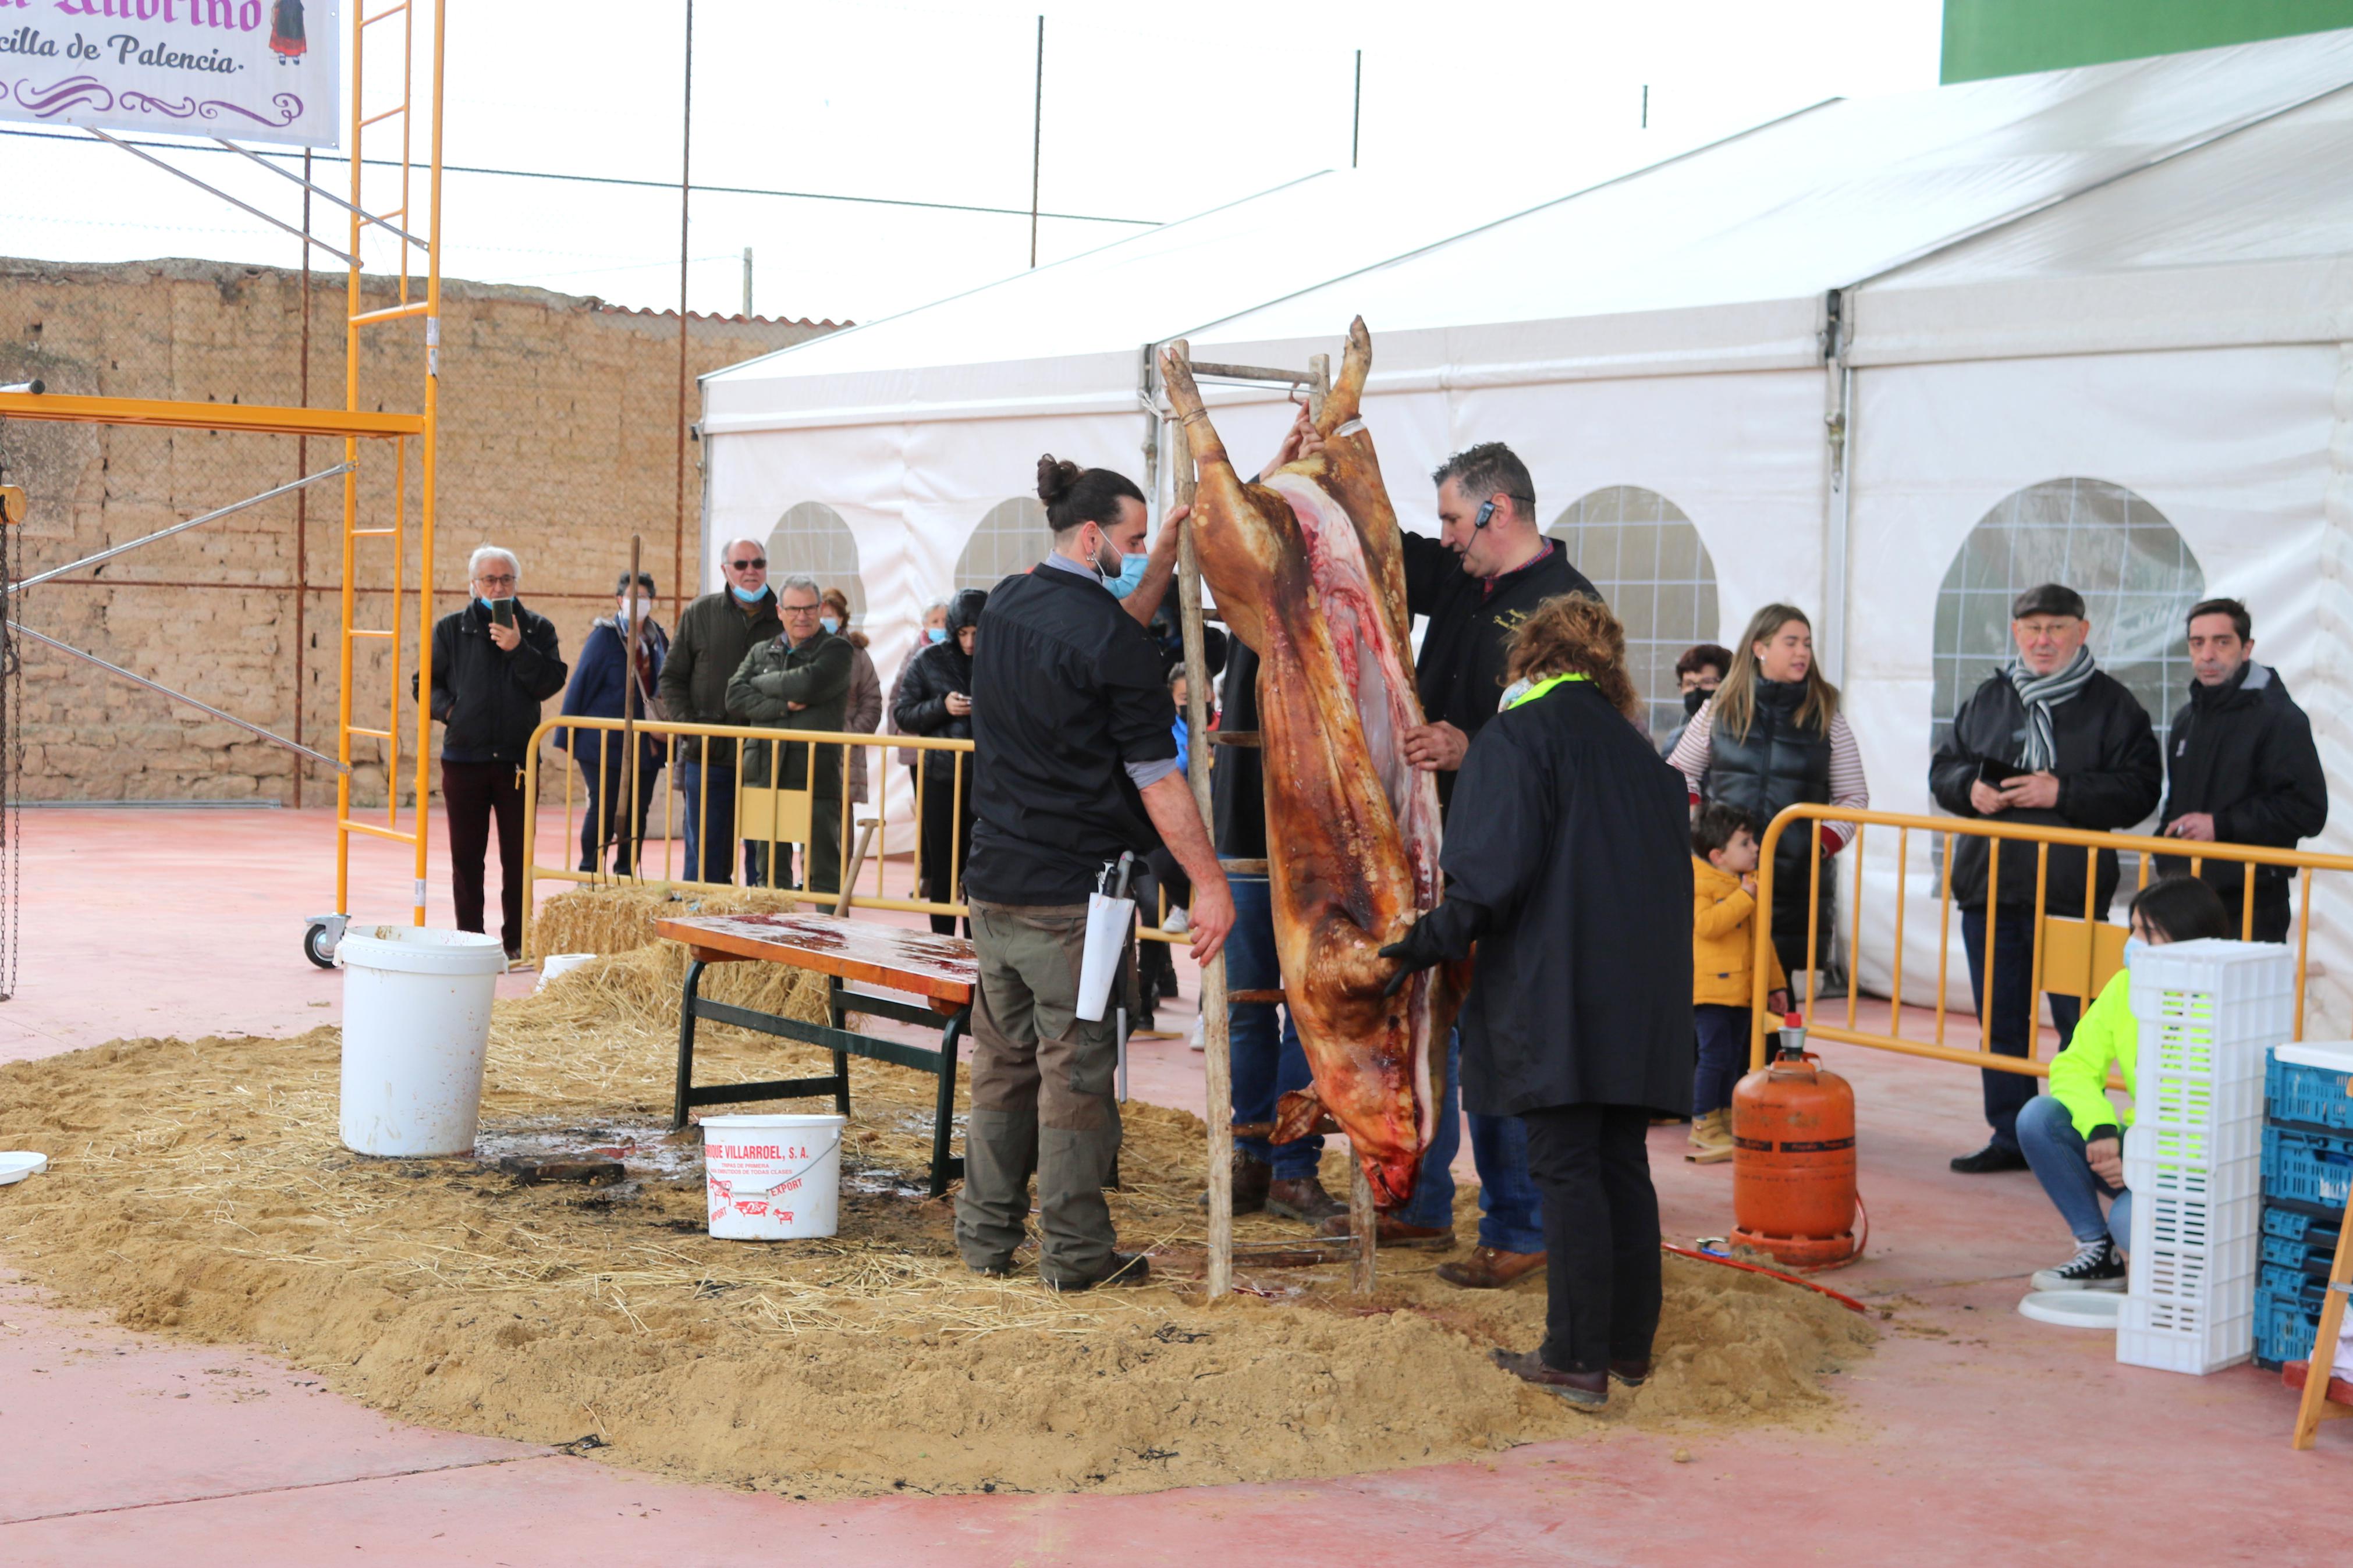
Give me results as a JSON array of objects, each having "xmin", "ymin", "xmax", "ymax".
[
  {"xmin": 1380, "ymin": 594, "xmax": 1693, "ymax": 1409},
  {"xmin": 2020, "ymin": 876, "xmax": 2232, "ymax": 1292},
  {"xmin": 1688, "ymin": 804, "xmax": 1790, "ymax": 1164}
]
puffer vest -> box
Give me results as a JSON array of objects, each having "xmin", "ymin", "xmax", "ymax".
[{"xmin": 1707, "ymin": 678, "xmax": 1830, "ymax": 858}]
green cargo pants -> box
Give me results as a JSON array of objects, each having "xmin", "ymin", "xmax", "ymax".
[{"xmin": 955, "ymin": 898, "xmax": 1124, "ymax": 1284}]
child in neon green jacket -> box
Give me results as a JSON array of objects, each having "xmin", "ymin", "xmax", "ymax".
[{"xmin": 2018, "ymin": 876, "xmax": 2234, "ymax": 1292}]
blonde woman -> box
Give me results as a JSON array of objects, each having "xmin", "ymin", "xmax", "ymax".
[
  {"xmin": 1666, "ymin": 603, "xmax": 1868, "ymax": 983},
  {"xmin": 1380, "ymin": 594, "xmax": 1691, "ymax": 1410}
]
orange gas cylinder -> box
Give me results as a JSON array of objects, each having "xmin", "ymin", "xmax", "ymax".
[{"xmin": 1730, "ymin": 1014, "xmax": 1861, "ymax": 1268}]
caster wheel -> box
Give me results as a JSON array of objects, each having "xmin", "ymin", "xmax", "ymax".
[{"xmin": 303, "ymin": 923, "xmax": 339, "ymax": 969}]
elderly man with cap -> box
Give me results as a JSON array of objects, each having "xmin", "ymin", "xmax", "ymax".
[{"xmin": 1930, "ymin": 582, "xmax": 2162, "ymax": 1174}]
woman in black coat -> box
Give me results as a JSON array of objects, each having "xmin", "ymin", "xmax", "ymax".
[
  {"xmin": 894, "ymin": 588, "xmax": 985, "ymax": 934},
  {"xmin": 1383, "ymin": 593, "xmax": 1693, "ymax": 1410}
]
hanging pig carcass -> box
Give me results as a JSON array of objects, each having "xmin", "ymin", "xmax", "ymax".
[{"xmin": 1160, "ymin": 319, "xmax": 1460, "ymax": 1209}]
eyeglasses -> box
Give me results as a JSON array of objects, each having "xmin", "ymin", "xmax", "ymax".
[
  {"xmin": 727, "ymin": 557, "xmax": 767, "ymax": 571},
  {"xmin": 473, "ymin": 573, "xmax": 516, "ymax": 587},
  {"xmin": 780, "ymin": 601, "xmax": 822, "ymax": 616}
]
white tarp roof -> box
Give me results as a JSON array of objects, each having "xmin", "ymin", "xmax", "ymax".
[{"xmin": 1190, "ymin": 30, "xmax": 2353, "ymax": 386}]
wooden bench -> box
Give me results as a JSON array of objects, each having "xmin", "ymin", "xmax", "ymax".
[{"xmin": 655, "ymin": 912, "xmax": 978, "ymax": 1199}]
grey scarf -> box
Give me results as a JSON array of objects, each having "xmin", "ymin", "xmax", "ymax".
[{"xmin": 2007, "ymin": 643, "xmax": 2096, "ymax": 770}]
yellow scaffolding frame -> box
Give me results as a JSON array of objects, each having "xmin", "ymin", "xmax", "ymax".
[{"xmin": 0, "ymin": 2, "xmax": 448, "ymax": 937}]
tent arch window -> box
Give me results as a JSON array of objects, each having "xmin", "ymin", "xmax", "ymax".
[
  {"xmin": 1547, "ymin": 485, "xmax": 1720, "ymax": 742},
  {"xmin": 958, "ymin": 497, "xmax": 1050, "ymax": 592},
  {"xmin": 767, "ymin": 502, "xmax": 865, "ymax": 619},
  {"xmin": 1932, "ymin": 477, "xmax": 2207, "ymax": 763}
]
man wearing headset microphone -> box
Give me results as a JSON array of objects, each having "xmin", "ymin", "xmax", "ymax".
[{"xmin": 1282, "ymin": 427, "xmax": 1602, "ymax": 1290}]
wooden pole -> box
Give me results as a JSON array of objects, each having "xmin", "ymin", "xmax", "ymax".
[
  {"xmin": 623, "ymin": 534, "xmax": 644, "ymax": 884},
  {"xmin": 673, "ymin": 0, "xmax": 694, "ymax": 635},
  {"xmin": 1167, "ymin": 339, "xmax": 1230, "ymax": 1298}
]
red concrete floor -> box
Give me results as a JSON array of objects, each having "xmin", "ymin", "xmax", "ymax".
[{"xmin": 0, "ymin": 806, "xmax": 2345, "ymax": 1564}]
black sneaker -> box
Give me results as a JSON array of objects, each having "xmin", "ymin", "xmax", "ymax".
[
  {"xmin": 1950, "ymin": 1143, "xmax": 2029, "ymax": 1174},
  {"xmin": 2031, "ymin": 1238, "xmax": 2127, "ymax": 1292}
]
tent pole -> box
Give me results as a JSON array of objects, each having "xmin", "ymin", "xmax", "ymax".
[{"xmin": 1819, "ymin": 287, "xmax": 1852, "ymax": 688}]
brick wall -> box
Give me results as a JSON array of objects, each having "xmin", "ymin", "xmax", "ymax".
[{"xmin": 0, "ymin": 257, "xmax": 837, "ymax": 805}]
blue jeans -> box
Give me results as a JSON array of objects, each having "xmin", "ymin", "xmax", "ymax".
[
  {"xmin": 678, "ymin": 762, "xmax": 750, "ymax": 886},
  {"xmin": 1692, "ymin": 1004, "xmax": 1751, "ymax": 1117},
  {"xmin": 1963, "ymin": 907, "xmax": 2082, "ymax": 1152},
  {"xmin": 2017, "ymin": 1094, "xmax": 2133, "ymax": 1247},
  {"xmin": 1225, "ymin": 879, "xmax": 1322, "ymax": 1180},
  {"xmin": 1397, "ymin": 1031, "xmax": 1548, "ymax": 1254}
]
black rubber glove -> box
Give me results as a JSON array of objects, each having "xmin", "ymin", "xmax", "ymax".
[{"xmin": 1379, "ymin": 919, "xmax": 1451, "ymax": 997}]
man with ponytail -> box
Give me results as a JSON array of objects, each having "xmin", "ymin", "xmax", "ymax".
[
  {"xmin": 1930, "ymin": 582, "xmax": 2161, "ymax": 1175},
  {"xmin": 954, "ymin": 455, "xmax": 1232, "ymax": 1292}
]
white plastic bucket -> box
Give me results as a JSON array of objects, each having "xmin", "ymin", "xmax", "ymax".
[
  {"xmin": 702, "ymin": 1112, "xmax": 848, "ymax": 1239},
  {"xmin": 337, "ymin": 925, "xmax": 507, "ymax": 1157}
]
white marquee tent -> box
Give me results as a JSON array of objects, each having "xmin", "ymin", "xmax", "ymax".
[{"xmin": 702, "ymin": 29, "xmax": 2353, "ymax": 1025}]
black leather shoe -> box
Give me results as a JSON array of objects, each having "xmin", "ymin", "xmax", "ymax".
[
  {"xmin": 1950, "ymin": 1143, "xmax": 2029, "ymax": 1174},
  {"xmin": 1491, "ymin": 1347, "xmax": 1607, "ymax": 1409},
  {"xmin": 1044, "ymin": 1252, "xmax": 1151, "ymax": 1292}
]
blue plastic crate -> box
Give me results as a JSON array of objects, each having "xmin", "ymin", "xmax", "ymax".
[
  {"xmin": 2262, "ymin": 1123, "xmax": 2353, "ymax": 1207},
  {"xmin": 2258, "ymin": 1284, "xmax": 2323, "ymax": 1366},
  {"xmin": 2269, "ymin": 1046, "xmax": 2353, "ymax": 1132},
  {"xmin": 2262, "ymin": 1260, "xmax": 2310, "ymax": 1297},
  {"xmin": 2265, "ymin": 1232, "xmax": 2326, "ymax": 1268},
  {"xmin": 2264, "ymin": 1206, "xmax": 2343, "ymax": 1245}
]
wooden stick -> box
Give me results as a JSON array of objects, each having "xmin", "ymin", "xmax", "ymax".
[
  {"xmin": 1169, "ymin": 339, "xmax": 1233, "ymax": 1302},
  {"xmin": 1348, "ymin": 1146, "xmax": 1376, "ymax": 1295},
  {"xmin": 1188, "ymin": 360, "xmax": 1315, "ymax": 386},
  {"xmin": 833, "ymin": 818, "xmax": 878, "ymax": 916}
]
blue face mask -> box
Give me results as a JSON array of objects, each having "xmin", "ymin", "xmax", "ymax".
[
  {"xmin": 1104, "ymin": 552, "xmax": 1149, "ymax": 600},
  {"xmin": 477, "ymin": 596, "xmax": 496, "ymax": 614},
  {"xmin": 927, "ymin": 627, "xmax": 949, "ymax": 645},
  {"xmin": 2121, "ymin": 936, "xmax": 2149, "ymax": 972},
  {"xmin": 820, "ymin": 617, "xmax": 840, "ymax": 635},
  {"xmin": 730, "ymin": 584, "xmax": 764, "ymax": 605}
]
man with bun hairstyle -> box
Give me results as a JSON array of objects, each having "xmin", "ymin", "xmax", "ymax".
[{"xmin": 955, "ymin": 455, "xmax": 1232, "ymax": 1292}]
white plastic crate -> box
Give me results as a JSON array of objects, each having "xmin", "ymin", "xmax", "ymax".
[
  {"xmin": 2141, "ymin": 1016, "xmax": 2289, "ymax": 1080},
  {"xmin": 2141, "ymin": 1065, "xmax": 2268, "ymax": 1129},
  {"xmin": 2128, "ymin": 1106, "xmax": 2265, "ymax": 1167},
  {"xmin": 2122, "ymin": 1134, "xmax": 2259, "ymax": 1204},
  {"xmin": 2131, "ymin": 1188, "xmax": 2258, "ymax": 1256},
  {"xmin": 2127, "ymin": 939, "xmax": 2295, "ymax": 1020},
  {"xmin": 2130, "ymin": 1214, "xmax": 2258, "ymax": 1304},
  {"xmin": 2117, "ymin": 1293, "xmax": 2254, "ymax": 1375}
]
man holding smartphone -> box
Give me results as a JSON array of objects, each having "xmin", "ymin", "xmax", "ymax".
[
  {"xmin": 1929, "ymin": 582, "xmax": 2161, "ymax": 1174},
  {"xmin": 429, "ymin": 546, "xmax": 567, "ymax": 962}
]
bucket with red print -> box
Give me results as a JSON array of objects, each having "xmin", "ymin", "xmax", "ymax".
[{"xmin": 701, "ymin": 1113, "xmax": 848, "ymax": 1240}]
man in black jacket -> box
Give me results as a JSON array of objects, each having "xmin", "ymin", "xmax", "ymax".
[
  {"xmin": 1365, "ymin": 439, "xmax": 1600, "ymax": 1289},
  {"xmin": 656, "ymin": 539, "xmax": 782, "ymax": 884},
  {"xmin": 956, "ymin": 458, "xmax": 1231, "ymax": 1292},
  {"xmin": 2157, "ymin": 598, "xmax": 2327, "ymax": 941},
  {"xmin": 430, "ymin": 546, "xmax": 567, "ymax": 960},
  {"xmin": 1929, "ymin": 583, "xmax": 2162, "ymax": 1174}
]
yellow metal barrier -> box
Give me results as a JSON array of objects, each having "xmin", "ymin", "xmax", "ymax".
[
  {"xmin": 521, "ymin": 715, "xmax": 1198, "ymax": 959},
  {"xmin": 1748, "ymin": 803, "xmax": 2349, "ymax": 1073}
]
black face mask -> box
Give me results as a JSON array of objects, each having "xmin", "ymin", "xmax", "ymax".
[{"xmin": 1683, "ymin": 686, "xmax": 1710, "ymax": 717}]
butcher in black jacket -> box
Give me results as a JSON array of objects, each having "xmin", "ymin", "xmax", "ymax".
[
  {"xmin": 1928, "ymin": 583, "xmax": 2161, "ymax": 1174},
  {"xmin": 1379, "ymin": 593, "xmax": 1692, "ymax": 1411},
  {"xmin": 894, "ymin": 587, "xmax": 986, "ymax": 935},
  {"xmin": 2156, "ymin": 598, "xmax": 2327, "ymax": 942},
  {"xmin": 428, "ymin": 546, "xmax": 567, "ymax": 960}
]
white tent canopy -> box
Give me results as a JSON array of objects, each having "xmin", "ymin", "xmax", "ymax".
[{"xmin": 702, "ymin": 29, "xmax": 2353, "ymax": 1026}]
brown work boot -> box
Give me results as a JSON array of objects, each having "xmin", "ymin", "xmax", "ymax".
[
  {"xmin": 1490, "ymin": 1347, "xmax": 1607, "ymax": 1409},
  {"xmin": 1437, "ymin": 1246, "xmax": 1548, "ymax": 1289},
  {"xmin": 1315, "ymin": 1212, "xmax": 1457, "ymax": 1250},
  {"xmin": 1265, "ymin": 1175, "xmax": 1347, "ymax": 1226},
  {"xmin": 1043, "ymin": 1252, "xmax": 1151, "ymax": 1293},
  {"xmin": 1609, "ymin": 1357, "xmax": 1652, "ymax": 1386},
  {"xmin": 1199, "ymin": 1154, "xmax": 1273, "ymax": 1214},
  {"xmin": 1686, "ymin": 1108, "xmax": 1734, "ymax": 1165}
]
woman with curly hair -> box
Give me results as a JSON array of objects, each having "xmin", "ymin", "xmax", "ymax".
[{"xmin": 1382, "ymin": 593, "xmax": 1694, "ymax": 1410}]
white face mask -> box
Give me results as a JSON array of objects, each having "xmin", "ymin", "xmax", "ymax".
[{"xmin": 2121, "ymin": 936, "xmax": 2149, "ymax": 971}]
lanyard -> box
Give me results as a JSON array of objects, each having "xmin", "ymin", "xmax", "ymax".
[{"xmin": 1504, "ymin": 672, "xmax": 1589, "ymax": 710}]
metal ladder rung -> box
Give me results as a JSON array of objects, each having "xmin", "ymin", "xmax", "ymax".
[
  {"xmin": 359, "ymin": 105, "xmax": 409, "ymax": 129},
  {"xmin": 349, "ymin": 527, "xmax": 399, "ymax": 538},
  {"xmin": 348, "ymin": 726, "xmax": 395, "ymax": 741},
  {"xmin": 347, "ymin": 628, "xmax": 395, "ymax": 641},
  {"xmin": 351, "ymin": 300, "xmax": 430, "ymax": 327},
  {"xmin": 342, "ymin": 820, "xmax": 418, "ymax": 847},
  {"xmin": 361, "ymin": 2, "xmax": 409, "ymax": 23}
]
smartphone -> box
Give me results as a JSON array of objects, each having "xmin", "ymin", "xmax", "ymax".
[
  {"xmin": 1976, "ymin": 756, "xmax": 2023, "ymax": 787},
  {"xmin": 491, "ymin": 598, "xmax": 516, "ymax": 628}
]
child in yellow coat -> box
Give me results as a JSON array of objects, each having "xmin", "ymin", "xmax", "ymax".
[{"xmin": 1689, "ymin": 804, "xmax": 1789, "ymax": 1162}]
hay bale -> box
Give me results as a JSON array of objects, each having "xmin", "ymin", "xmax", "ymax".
[{"xmin": 532, "ymin": 884, "xmax": 810, "ymax": 961}]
